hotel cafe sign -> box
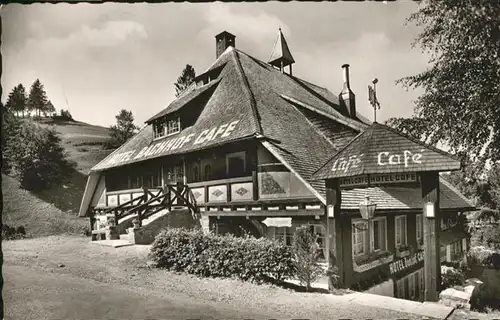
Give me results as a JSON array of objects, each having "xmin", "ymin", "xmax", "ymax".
[
  {"xmin": 332, "ymin": 149, "xmax": 425, "ymax": 188},
  {"xmin": 98, "ymin": 120, "xmax": 241, "ymax": 168},
  {"xmin": 389, "ymin": 250, "xmax": 424, "ymax": 275}
]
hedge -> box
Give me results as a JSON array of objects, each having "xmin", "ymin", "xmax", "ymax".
[{"xmin": 150, "ymin": 228, "xmax": 296, "ymax": 283}]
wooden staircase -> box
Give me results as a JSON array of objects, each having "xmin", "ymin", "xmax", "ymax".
[{"xmin": 90, "ymin": 183, "xmax": 198, "ymax": 241}]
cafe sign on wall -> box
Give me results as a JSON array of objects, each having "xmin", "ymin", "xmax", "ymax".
[
  {"xmin": 339, "ymin": 173, "xmax": 419, "ymax": 188},
  {"xmin": 331, "ymin": 149, "xmax": 426, "ymax": 174},
  {"xmin": 98, "ymin": 120, "xmax": 240, "ymax": 169},
  {"xmin": 389, "ymin": 250, "xmax": 424, "ymax": 275}
]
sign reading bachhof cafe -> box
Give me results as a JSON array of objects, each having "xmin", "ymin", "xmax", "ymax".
[{"xmin": 79, "ymin": 29, "xmax": 475, "ymax": 302}]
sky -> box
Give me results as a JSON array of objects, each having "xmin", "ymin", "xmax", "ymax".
[{"xmin": 2, "ymin": 2, "xmax": 429, "ymax": 128}]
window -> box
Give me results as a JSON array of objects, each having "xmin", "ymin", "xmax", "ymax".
[
  {"xmin": 153, "ymin": 117, "xmax": 181, "ymax": 139},
  {"xmin": 226, "ymin": 151, "xmax": 246, "ymax": 178},
  {"xmin": 352, "ymin": 220, "xmax": 368, "ymax": 256},
  {"xmin": 192, "ymin": 164, "xmax": 200, "ymax": 182},
  {"xmin": 310, "ymin": 225, "xmax": 326, "ymax": 260},
  {"xmin": 371, "ymin": 217, "xmax": 387, "ymax": 251},
  {"xmin": 203, "ymin": 164, "xmax": 212, "ymax": 181},
  {"xmin": 153, "ymin": 121, "xmax": 165, "ymax": 139},
  {"xmin": 416, "ymin": 214, "xmax": 423, "ymax": 245},
  {"xmin": 451, "ymin": 240, "xmax": 464, "ymax": 261},
  {"xmin": 395, "ymin": 215, "xmax": 408, "ymax": 248},
  {"xmin": 268, "ymin": 224, "xmax": 326, "ymax": 261},
  {"xmin": 166, "ymin": 117, "xmax": 181, "ymax": 136},
  {"xmin": 276, "ymin": 227, "xmax": 292, "ymax": 246}
]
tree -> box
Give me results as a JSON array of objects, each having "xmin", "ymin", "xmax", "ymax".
[
  {"xmin": 174, "ymin": 64, "xmax": 196, "ymax": 97},
  {"xmin": 45, "ymin": 100, "xmax": 56, "ymax": 117},
  {"xmin": 5, "ymin": 84, "xmax": 27, "ymax": 117},
  {"xmin": 291, "ymin": 224, "xmax": 324, "ymax": 291},
  {"xmin": 27, "ymin": 79, "xmax": 49, "ymax": 118},
  {"xmin": 108, "ymin": 109, "xmax": 139, "ymax": 148},
  {"xmin": 3, "ymin": 118, "xmax": 76, "ymax": 191},
  {"xmin": 387, "ymin": 1, "xmax": 500, "ymax": 165}
]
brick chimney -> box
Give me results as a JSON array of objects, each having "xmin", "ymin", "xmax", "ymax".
[
  {"xmin": 339, "ymin": 64, "xmax": 356, "ymax": 119},
  {"xmin": 215, "ymin": 31, "xmax": 236, "ymax": 59}
]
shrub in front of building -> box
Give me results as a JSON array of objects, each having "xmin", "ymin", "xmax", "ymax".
[
  {"xmin": 291, "ymin": 224, "xmax": 324, "ymax": 291},
  {"xmin": 149, "ymin": 228, "xmax": 295, "ymax": 283},
  {"xmin": 441, "ymin": 265, "xmax": 466, "ymax": 290}
]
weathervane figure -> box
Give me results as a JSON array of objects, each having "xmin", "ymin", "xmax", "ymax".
[{"xmin": 368, "ymin": 78, "xmax": 381, "ymax": 123}]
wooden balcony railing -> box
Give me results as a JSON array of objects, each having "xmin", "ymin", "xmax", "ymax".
[{"xmin": 91, "ymin": 183, "xmax": 198, "ymax": 230}]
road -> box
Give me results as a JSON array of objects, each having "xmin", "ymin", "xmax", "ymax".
[{"xmin": 3, "ymin": 265, "xmax": 278, "ymax": 320}]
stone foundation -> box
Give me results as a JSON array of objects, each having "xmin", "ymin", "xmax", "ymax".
[{"xmin": 439, "ymin": 278, "xmax": 483, "ymax": 310}]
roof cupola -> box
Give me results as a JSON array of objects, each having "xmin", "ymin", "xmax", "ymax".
[{"xmin": 268, "ymin": 28, "xmax": 295, "ymax": 75}]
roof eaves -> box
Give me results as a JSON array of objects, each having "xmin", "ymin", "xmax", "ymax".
[
  {"xmin": 380, "ymin": 122, "xmax": 462, "ymax": 163},
  {"xmin": 440, "ymin": 176, "xmax": 477, "ymax": 209},
  {"xmin": 232, "ymin": 50, "xmax": 263, "ymax": 134},
  {"xmin": 93, "ymin": 133, "xmax": 258, "ymax": 173},
  {"xmin": 90, "ymin": 124, "xmax": 150, "ymax": 173},
  {"xmin": 281, "ymin": 94, "xmax": 368, "ymax": 132}
]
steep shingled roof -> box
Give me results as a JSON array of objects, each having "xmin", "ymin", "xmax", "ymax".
[
  {"xmin": 312, "ymin": 122, "xmax": 462, "ymax": 180},
  {"xmin": 88, "ymin": 45, "xmax": 471, "ymax": 212}
]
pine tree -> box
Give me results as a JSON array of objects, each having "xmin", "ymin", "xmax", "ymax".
[
  {"xmin": 174, "ymin": 64, "xmax": 196, "ymax": 97},
  {"xmin": 27, "ymin": 79, "xmax": 48, "ymax": 118},
  {"xmin": 5, "ymin": 84, "xmax": 27, "ymax": 117},
  {"xmin": 292, "ymin": 224, "xmax": 324, "ymax": 292}
]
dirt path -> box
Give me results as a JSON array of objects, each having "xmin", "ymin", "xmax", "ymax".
[
  {"xmin": 3, "ymin": 235, "xmax": 426, "ymax": 319},
  {"xmin": 4, "ymin": 265, "xmax": 277, "ymax": 320}
]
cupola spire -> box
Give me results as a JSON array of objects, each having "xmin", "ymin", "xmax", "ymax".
[{"xmin": 268, "ymin": 28, "xmax": 295, "ymax": 75}]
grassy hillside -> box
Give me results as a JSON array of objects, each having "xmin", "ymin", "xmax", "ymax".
[
  {"xmin": 3, "ymin": 118, "xmax": 115, "ymax": 234},
  {"xmin": 36, "ymin": 118, "xmax": 114, "ymax": 175},
  {"xmin": 2, "ymin": 174, "xmax": 88, "ymax": 237}
]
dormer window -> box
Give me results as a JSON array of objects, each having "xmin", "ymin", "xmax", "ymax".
[{"xmin": 153, "ymin": 117, "xmax": 181, "ymax": 139}]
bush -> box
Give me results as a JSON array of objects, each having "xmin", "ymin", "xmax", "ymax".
[
  {"xmin": 52, "ymin": 109, "xmax": 74, "ymax": 121},
  {"xmin": 150, "ymin": 228, "xmax": 295, "ymax": 283},
  {"xmin": 291, "ymin": 224, "xmax": 324, "ymax": 291},
  {"xmin": 441, "ymin": 265, "xmax": 466, "ymax": 289},
  {"xmin": 470, "ymin": 224, "xmax": 500, "ymax": 250},
  {"xmin": 2, "ymin": 224, "xmax": 28, "ymax": 240},
  {"xmin": 467, "ymin": 246, "xmax": 500, "ymax": 269}
]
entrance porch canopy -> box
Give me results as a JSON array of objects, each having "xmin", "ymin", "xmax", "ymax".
[{"xmin": 312, "ymin": 122, "xmax": 461, "ymax": 181}]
